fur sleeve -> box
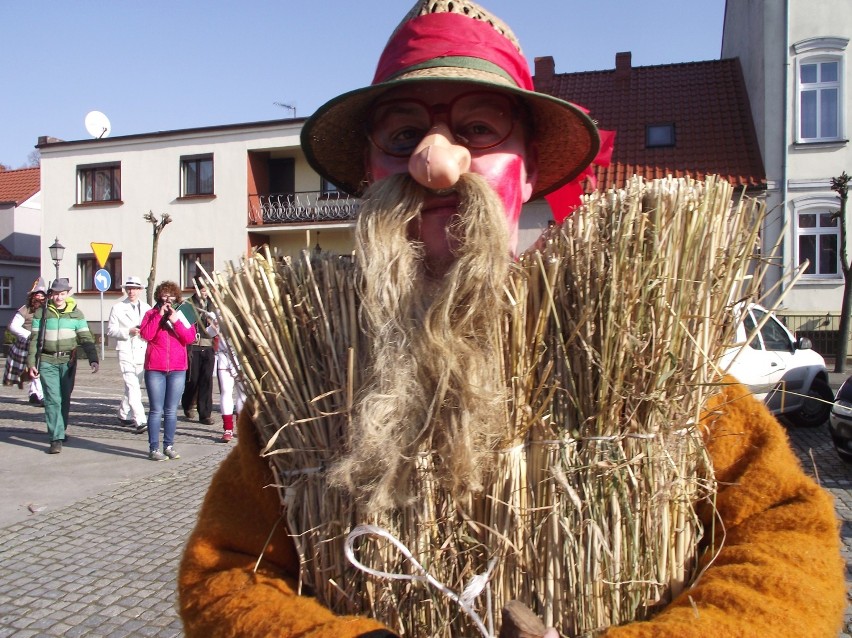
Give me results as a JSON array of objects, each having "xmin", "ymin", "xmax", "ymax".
[
  {"xmin": 178, "ymin": 411, "xmax": 393, "ymax": 638},
  {"xmin": 602, "ymin": 381, "xmax": 846, "ymax": 638}
]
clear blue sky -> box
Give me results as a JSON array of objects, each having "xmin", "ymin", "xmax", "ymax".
[{"xmin": 1, "ymin": 1, "xmax": 725, "ymax": 169}]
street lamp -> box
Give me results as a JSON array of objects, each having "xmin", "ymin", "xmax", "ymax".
[{"xmin": 49, "ymin": 237, "xmax": 65, "ymax": 283}]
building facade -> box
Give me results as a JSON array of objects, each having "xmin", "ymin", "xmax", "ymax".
[
  {"xmin": 0, "ymin": 167, "xmax": 41, "ymax": 328},
  {"xmin": 722, "ymin": 0, "xmax": 852, "ymax": 318}
]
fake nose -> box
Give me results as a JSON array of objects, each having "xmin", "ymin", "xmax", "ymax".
[{"xmin": 407, "ymin": 124, "xmax": 472, "ymax": 191}]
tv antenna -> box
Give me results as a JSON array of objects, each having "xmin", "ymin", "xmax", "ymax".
[
  {"xmin": 84, "ymin": 111, "xmax": 112, "ymax": 139},
  {"xmin": 273, "ymin": 102, "xmax": 297, "ymax": 117}
]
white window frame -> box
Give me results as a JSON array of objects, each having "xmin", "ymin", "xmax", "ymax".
[
  {"xmin": 793, "ymin": 196, "xmax": 841, "ymax": 280},
  {"xmin": 0, "ymin": 277, "xmax": 11, "ymax": 308},
  {"xmin": 793, "ymin": 37, "xmax": 848, "ymax": 144}
]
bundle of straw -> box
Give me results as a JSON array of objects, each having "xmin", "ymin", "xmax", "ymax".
[{"xmin": 207, "ymin": 175, "xmax": 769, "ymax": 637}]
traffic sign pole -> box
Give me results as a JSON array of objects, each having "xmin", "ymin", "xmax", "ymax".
[
  {"xmin": 94, "ymin": 268, "xmax": 112, "ymax": 360},
  {"xmin": 100, "ymin": 290, "xmax": 105, "ymax": 360}
]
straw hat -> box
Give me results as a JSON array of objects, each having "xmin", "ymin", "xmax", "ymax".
[{"xmin": 301, "ymin": 0, "xmax": 600, "ymax": 200}]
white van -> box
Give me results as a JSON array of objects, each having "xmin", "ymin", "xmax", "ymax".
[{"xmin": 719, "ymin": 304, "xmax": 833, "ymax": 428}]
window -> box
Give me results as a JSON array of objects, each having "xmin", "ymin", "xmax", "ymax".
[
  {"xmin": 743, "ymin": 308, "xmax": 793, "ymax": 352},
  {"xmin": 646, "ymin": 124, "xmax": 675, "ymax": 148},
  {"xmin": 799, "ymin": 60, "xmax": 840, "ymax": 140},
  {"xmin": 796, "ymin": 209, "xmax": 839, "ymax": 277},
  {"xmin": 78, "ymin": 163, "xmax": 121, "ymax": 203},
  {"xmin": 181, "ymin": 249, "xmax": 214, "ymax": 289},
  {"xmin": 78, "ymin": 253, "xmax": 123, "ymax": 292},
  {"xmin": 321, "ymin": 177, "xmax": 340, "ymax": 194},
  {"xmin": 181, "ymin": 154, "xmax": 214, "ymax": 196},
  {"xmin": 794, "ymin": 37, "xmax": 847, "ymax": 143},
  {"xmin": 0, "ymin": 277, "xmax": 11, "ymax": 308}
]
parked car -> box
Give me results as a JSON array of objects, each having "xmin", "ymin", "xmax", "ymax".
[
  {"xmin": 829, "ymin": 378, "xmax": 852, "ymax": 462},
  {"xmin": 719, "ymin": 304, "xmax": 833, "ymax": 428}
]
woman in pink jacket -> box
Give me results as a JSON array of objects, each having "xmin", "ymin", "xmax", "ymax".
[{"xmin": 140, "ymin": 281, "xmax": 197, "ymax": 461}]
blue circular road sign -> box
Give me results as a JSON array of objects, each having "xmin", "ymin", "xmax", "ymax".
[{"xmin": 94, "ymin": 269, "xmax": 111, "ymax": 292}]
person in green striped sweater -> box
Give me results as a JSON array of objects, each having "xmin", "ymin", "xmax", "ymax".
[{"xmin": 27, "ymin": 278, "xmax": 99, "ymax": 454}]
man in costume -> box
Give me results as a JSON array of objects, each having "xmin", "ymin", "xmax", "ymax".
[
  {"xmin": 107, "ymin": 275, "xmax": 151, "ymax": 431},
  {"xmin": 27, "ymin": 278, "xmax": 99, "ymax": 454},
  {"xmin": 179, "ymin": 2, "xmax": 845, "ymax": 636},
  {"xmin": 181, "ymin": 277, "xmax": 216, "ymax": 425}
]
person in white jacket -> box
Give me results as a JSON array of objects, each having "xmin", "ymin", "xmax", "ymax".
[{"xmin": 107, "ymin": 276, "xmax": 151, "ymax": 431}]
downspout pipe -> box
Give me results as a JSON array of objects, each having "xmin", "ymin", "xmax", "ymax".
[{"xmin": 780, "ymin": 0, "xmax": 790, "ymax": 300}]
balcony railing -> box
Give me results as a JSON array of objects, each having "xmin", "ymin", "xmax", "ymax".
[{"xmin": 249, "ymin": 191, "xmax": 360, "ymax": 225}]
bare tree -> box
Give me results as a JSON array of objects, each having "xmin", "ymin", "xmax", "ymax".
[
  {"xmin": 26, "ymin": 150, "xmax": 41, "ymax": 167},
  {"xmin": 832, "ymin": 171, "xmax": 850, "ymax": 372},
  {"xmin": 143, "ymin": 210, "xmax": 173, "ymax": 305}
]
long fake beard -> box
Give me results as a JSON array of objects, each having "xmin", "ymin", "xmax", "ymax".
[{"xmin": 327, "ymin": 173, "xmax": 513, "ymax": 514}]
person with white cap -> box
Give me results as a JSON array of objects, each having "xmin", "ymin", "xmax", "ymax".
[
  {"xmin": 178, "ymin": 1, "xmax": 845, "ymax": 636},
  {"xmin": 27, "ymin": 277, "xmax": 99, "ymax": 454},
  {"xmin": 107, "ymin": 275, "xmax": 151, "ymax": 431}
]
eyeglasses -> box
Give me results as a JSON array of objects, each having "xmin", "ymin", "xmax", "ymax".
[{"xmin": 367, "ymin": 91, "xmax": 518, "ymax": 158}]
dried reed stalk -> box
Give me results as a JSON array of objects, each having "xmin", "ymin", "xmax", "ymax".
[{"xmin": 207, "ymin": 176, "xmax": 769, "ymax": 637}]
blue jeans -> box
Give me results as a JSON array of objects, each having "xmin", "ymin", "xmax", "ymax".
[{"xmin": 144, "ymin": 370, "xmax": 185, "ymax": 452}]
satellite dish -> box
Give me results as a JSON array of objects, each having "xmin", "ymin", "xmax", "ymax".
[{"xmin": 85, "ymin": 111, "xmax": 112, "ymax": 139}]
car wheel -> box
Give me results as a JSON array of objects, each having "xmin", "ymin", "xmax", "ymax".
[{"xmin": 789, "ymin": 379, "xmax": 833, "ymax": 428}]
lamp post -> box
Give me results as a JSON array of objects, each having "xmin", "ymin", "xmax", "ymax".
[{"xmin": 49, "ymin": 237, "xmax": 65, "ymax": 283}]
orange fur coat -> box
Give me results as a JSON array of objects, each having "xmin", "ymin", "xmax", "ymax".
[{"xmin": 178, "ymin": 382, "xmax": 846, "ymax": 637}]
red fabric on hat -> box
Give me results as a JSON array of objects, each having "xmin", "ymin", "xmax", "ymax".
[
  {"xmin": 546, "ymin": 128, "xmax": 617, "ymax": 223},
  {"xmin": 373, "ymin": 13, "xmax": 533, "ymax": 90}
]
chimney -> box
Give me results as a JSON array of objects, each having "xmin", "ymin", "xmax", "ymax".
[
  {"xmin": 533, "ymin": 56, "xmax": 555, "ymax": 92},
  {"xmin": 615, "ymin": 51, "xmax": 632, "ymax": 82},
  {"xmin": 37, "ymin": 136, "xmax": 64, "ymax": 147}
]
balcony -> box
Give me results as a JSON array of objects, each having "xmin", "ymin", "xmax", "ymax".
[{"xmin": 249, "ymin": 191, "xmax": 360, "ymax": 225}]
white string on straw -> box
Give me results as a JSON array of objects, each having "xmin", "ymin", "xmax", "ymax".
[{"xmin": 345, "ymin": 525, "xmax": 498, "ymax": 638}]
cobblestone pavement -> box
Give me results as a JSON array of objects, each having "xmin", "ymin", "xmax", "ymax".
[
  {"xmin": 0, "ymin": 354, "xmax": 228, "ymax": 637},
  {"xmin": 0, "ymin": 355, "xmax": 850, "ymax": 636}
]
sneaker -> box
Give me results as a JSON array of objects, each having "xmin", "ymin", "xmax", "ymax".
[
  {"xmin": 134, "ymin": 423, "xmax": 148, "ymax": 434},
  {"xmin": 163, "ymin": 446, "xmax": 180, "ymax": 460},
  {"xmin": 48, "ymin": 440, "xmax": 62, "ymax": 454},
  {"xmin": 149, "ymin": 449, "xmax": 168, "ymax": 461},
  {"xmin": 118, "ymin": 418, "xmax": 135, "ymax": 426},
  {"xmin": 221, "ymin": 430, "xmax": 233, "ymax": 443},
  {"xmin": 200, "ymin": 416, "xmax": 214, "ymax": 425}
]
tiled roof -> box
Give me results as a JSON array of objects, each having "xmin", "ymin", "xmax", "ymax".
[
  {"xmin": 535, "ymin": 55, "xmax": 766, "ymax": 191},
  {"xmin": 0, "ymin": 167, "xmax": 40, "ymax": 205}
]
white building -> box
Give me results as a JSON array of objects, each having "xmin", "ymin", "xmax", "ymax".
[
  {"xmin": 0, "ymin": 167, "xmax": 41, "ymax": 328},
  {"xmin": 723, "ymin": 0, "xmax": 851, "ymax": 320}
]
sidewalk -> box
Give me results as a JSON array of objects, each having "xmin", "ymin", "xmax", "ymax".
[{"xmin": 0, "ymin": 353, "xmax": 229, "ymax": 637}]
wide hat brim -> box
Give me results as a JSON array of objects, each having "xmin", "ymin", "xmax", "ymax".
[{"xmin": 301, "ymin": 74, "xmax": 600, "ymax": 200}]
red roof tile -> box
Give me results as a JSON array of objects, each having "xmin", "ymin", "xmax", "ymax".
[
  {"xmin": 535, "ymin": 56, "xmax": 766, "ymax": 192},
  {"xmin": 0, "ymin": 167, "xmax": 40, "ymax": 205}
]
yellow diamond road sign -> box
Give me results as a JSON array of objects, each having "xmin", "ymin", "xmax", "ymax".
[{"xmin": 91, "ymin": 242, "xmax": 113, "ymax": 269}]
